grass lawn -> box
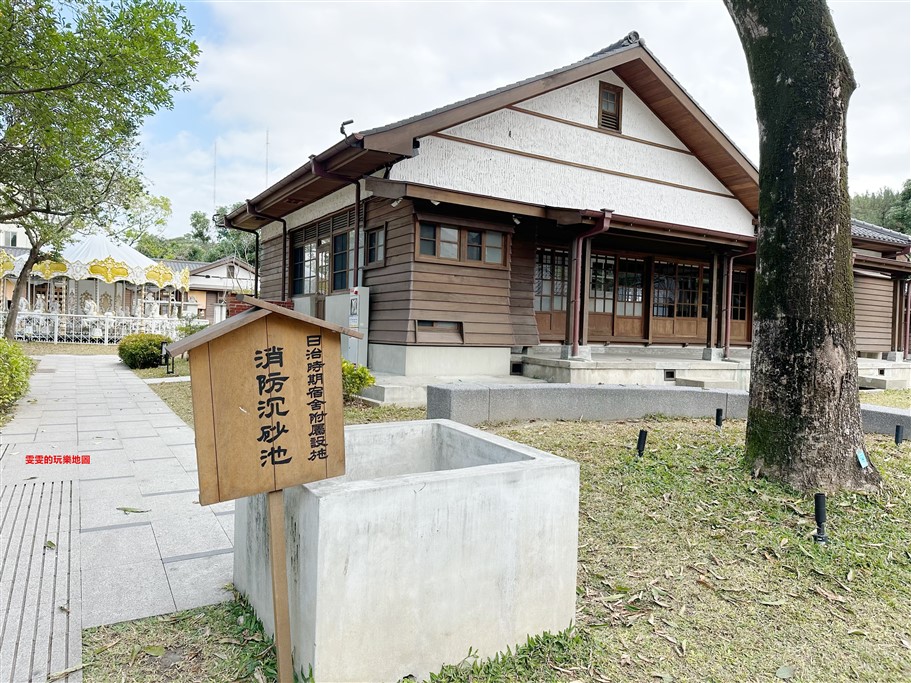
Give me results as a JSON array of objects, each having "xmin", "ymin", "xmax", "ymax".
[
  {"xmin": 82, "ymin": 412, "xmax": 911, "ymax": 683},
  {"xmin": 860, "ymin": 389, "xmax": 911, "ymax": 410},
  {"xmin": 149, "ymin": 380, "xmax": 424, "ymax": 427},
  {"xmin": 82, "ymin": 592, "xmax": 278, "ymax": 683},
  {"xmin": 20, "ymin": 341, "xmax": 119, "ymax": 355},
  {"xmin": 132, "ymin": 356, "xmax": 190, "ymax": 379}
]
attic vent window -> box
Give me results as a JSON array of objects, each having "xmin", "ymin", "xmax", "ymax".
[{"xmin": 599, "ymin": 82, "xmax": 623, "ymax": 132}]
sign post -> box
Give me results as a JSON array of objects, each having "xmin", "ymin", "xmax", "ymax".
[
  {"xmin": 168, "ymin": 295, "xmax": 364, "ymax": 682},
  {"xmin": 268, "ymin": 490, "xmax": 294, "ymax": 681}
]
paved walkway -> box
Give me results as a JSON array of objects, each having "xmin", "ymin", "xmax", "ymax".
[{"xmin": 0, "ymin": 355, "xmax": 233, "ymax": 682}]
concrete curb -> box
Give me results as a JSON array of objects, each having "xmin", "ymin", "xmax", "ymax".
[{"xmin": 426, "ymin": 383, "xmax": 909, "ymax": 436}]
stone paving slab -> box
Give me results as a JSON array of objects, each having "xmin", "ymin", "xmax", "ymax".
[{"xmin": 0, "ymin": 354, "xmax": 233, "ymax": 680}]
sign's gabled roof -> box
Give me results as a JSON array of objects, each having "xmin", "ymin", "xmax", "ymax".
[{"xmin": 167, "ymin": 295, "xmax": 364, "ymax": 356}]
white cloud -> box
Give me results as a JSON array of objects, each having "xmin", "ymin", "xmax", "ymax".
[{"xmin": 143, "ymin": 1, "xmax": 911, "ymax": 236}]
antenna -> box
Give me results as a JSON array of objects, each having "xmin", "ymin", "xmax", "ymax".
[{"xmin": 213, "ymin": 138, "xmax": 218, "ymax": 214}]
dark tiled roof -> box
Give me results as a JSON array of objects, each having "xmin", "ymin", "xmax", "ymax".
[
  {"xmin": 359, "ymin": 31, "xmax": 758, "ymax": 176},
  {"xmin": 851, "ymin": 219, "xmax": 911, "ymax": 246},
  {"xmin": 192, "ymin": 255, "xmax": 255, "ymax": 273},
  {"xmin": 360, "ymin": 32, "xmax": 644, "ymax": 137},
  {"xmin": 159, "ymin": 259, "xmax": 208, "ymax": 272}
]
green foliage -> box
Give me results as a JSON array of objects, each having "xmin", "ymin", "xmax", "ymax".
[
  {"xmin": 175, "ymin": 316, "xmax": 207, "ymax": 339},
  {"xmin": 429, "ymin": 628, "xmax": 591, "ymax": 682},
  {"xmin": 1, "ymin": 0, "xmax": 198, "ymax": 339},
  {"xmin": 133, "ymin": 202, "xmax": 256, "ymax": 266},
  {"xmin": 118, "ymin": 333, "xmax": 172, "ymax": 369},
  {"xmin": 117, "ymin": 193, "xmax": 172, "ymax": 247},
  {"xmin": 885, "ymin": 179, "xmax": 911, "ymax": 235},
  {"xmin": 341, "ymin": 359, "xmax": 375, "ymax": 401},
  {"xmin": 851, "ymin": 180, "xmax": 911, "ymax": 234},
  {"xmin": 0, "ymin": 0, "xmax": 199, "ymax": 226},
  {"xmin": 0, "ymin": 339, "xmax": 32, "ymax": 408}
]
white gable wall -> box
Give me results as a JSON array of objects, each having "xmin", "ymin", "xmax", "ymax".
[
  {"xmin": 519, "ymin": 72, "xmax": 688, "ymax": 151},
  {"xmin": 389, "ymin": 69, "xmax": 755, "ymax": 236}
]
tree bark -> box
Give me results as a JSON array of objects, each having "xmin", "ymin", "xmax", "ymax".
[
  {"xmin": 4, "ymin": 246, "xmax": 41, "ymax": 341},
  {"xmin": 724, "ymin": 0, "xmax": 882, "ymax": 493}
]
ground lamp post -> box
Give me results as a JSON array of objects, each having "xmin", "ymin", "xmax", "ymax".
[{"xmin": 168, "ymin": 295, "xmax": 363, "ymax": 682}]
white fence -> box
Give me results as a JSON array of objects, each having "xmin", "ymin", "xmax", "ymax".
[{"xmin": 0, "ymin": 311, "xmax": 200, "ymax": 344}]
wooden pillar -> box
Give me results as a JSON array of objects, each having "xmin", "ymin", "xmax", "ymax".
[
  {"xmin": 267, "ymin": 490, "xmax": 294, "ymax": 682},
  {"xmin": 644, "ymin": 257, "xmax": 654, "ymax": 345},
  {"xmin": 708, "ymin": 253, "xmax": 720, "ymax": 348},
  {"xmin": 891, "ymin": 278, "xmax": 902, "ymax": 352},
  {"xmin": 564, "ymin": 239, "xmax": 576, "ymax": 346},
  {"xmin": 580, "ymin": 239, "xmax": 592, "ymax": 346}
]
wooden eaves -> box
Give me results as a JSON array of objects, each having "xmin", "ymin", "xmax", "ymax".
[
  {"xmin": 168, "ymin": 295, "xmax": 364, "ymax": 357},
  {"xmin": 225, "ymin": 34, "xmax": 760, "ymax": 231},
  {"xmin": 366, "ymin": 177, "xmax": 756, "ymax": 249}
]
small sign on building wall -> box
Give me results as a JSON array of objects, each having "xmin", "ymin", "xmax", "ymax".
[{"xmin": 167, "ymin": 295, "xmax": 363, "ymax": 503}]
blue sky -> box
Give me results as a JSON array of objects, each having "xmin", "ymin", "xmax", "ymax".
[{"xmin": 139, "ymin": 1, "xmax": 911, "ymax": 237}]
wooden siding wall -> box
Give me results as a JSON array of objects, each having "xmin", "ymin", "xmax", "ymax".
[
  {"xmin": 362, "ymin": 198, "xmax": 418, "ymax": 344},
  {"xmin": 259, "ymin": 235, "xmax": 283, "ymax": 300},
  {"xmin": 855, "ymin": 274, "xmax": 894, "ymax": 352},
  {"xmin": 362, "ymin": 197, "xmax": 520, "ymax": 347},
  {"xmin": 509, "ymin": 229, "xmax": 540, "ymax": 347}
]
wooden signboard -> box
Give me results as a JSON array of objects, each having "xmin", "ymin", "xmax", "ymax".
[{"xmin": 168, "ymin": 295, "xmax": 363, "ymax": 681}]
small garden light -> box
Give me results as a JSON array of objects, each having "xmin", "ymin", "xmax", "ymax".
[
  {"xmin": 813, "ymin": 493, "xmax": 829, "ymax": 544},
  {"xmin": 715, "ymin": 408, "xmax": 724, "ymax": 428},
  {"xmin": 636, "ymin": 429, "xmax": 648, "ymax": 457},
  {"xmin": 896, "ymin": 425, "xmax": 904, "ymax": 446}
]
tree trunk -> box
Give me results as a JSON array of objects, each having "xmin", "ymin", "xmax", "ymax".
[
  {"xmin": 724, "ymin": 0, "xmax": 882, "ymax": 494},
  {"xmin": 4, "ymin": 246, "xmax": 41, "ymax": 341}
]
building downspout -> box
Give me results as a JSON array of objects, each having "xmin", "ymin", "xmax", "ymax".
[
  {"xmin": 723, "ymin": 246, "xmax": 756, "ymax": 360},
  {"xmin": 245, "ymin": 201, "xmax": 288, "ymax": 300},
  {"xmin": 571, "ymin": 210, "xmax": 613, "ymax": 358},
  {"xmin": 222, "ymin": 214, "xmax": 261, "ymax": 299},
  {"xmin": 309, "ymin": 156, "xmax": 363, "ymax": 288},
  {"xmin": 904, "ymin": 278, "xmax": 911, "ymax": 362}
]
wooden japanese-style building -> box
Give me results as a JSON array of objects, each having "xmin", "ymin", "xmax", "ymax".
[{"xmin": 225, "ymin": 32, "xmax": 911, "ymax": 377}]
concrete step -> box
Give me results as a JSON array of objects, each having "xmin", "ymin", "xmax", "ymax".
[
  {"xmin": 675, "ymin": 377, "xmax": 739, "ymax": 390},
  {"xmin": 858, "ymin": 376, "xmax": 907, "ymax": 390},
  {"xmin": 360, "ymin": 382, "xmax": 428, "ymax": 408}
]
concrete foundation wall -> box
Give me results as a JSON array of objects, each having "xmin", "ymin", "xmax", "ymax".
[
  {"xmin": 426, "ymin": 384, "xmax": 910, "ymax": 437},
  {"xmin": 523, "ymin": 357, "xmax": 751, "ymax": 390},
  {"xmin": 234, "ymin": 420, "xmax": 579, "ymax": 683},
  {"xmin": 368, "ymin": 343, "xmax": 511, "ymax": 376}
]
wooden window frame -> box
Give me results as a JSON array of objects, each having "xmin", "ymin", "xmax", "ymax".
[
  {"xmin": 365, "ymin": 224, "xmax": 386, "ymax": 268},
  {"xmin": 289, "ymin": 207, "xmax": 357, "ymax": 296},
  {"xmin": 534, "ymin": 247, "xmax": 570, "ymax": 312},
  {"xmin": 615, "ymin": 257, "xmax": 645, "ymax": 317},
  {"xmin": 414, "ymin": 220, "xmax": 510, "ymax": 270},
  {"xmin": 331, "ymin": 230, "xmax": 354, "ymax": 292},
  {"xmin": 731, "ymin": 270, "xmax": 749, "ymax": 321},
  {"xmin": 588, "ymin": 253, "xmax": 615, "ymax": 314},
  {"xmin": 598, "ymin": 82, "xmax": 623, "ymax": 132},
  {"xmin": 650, "ymin": 259, "xmax": 712, "ymax": 321}
]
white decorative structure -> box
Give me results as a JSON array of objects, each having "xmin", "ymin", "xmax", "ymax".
[{"xmin": 0, "ymin": 234, "xmax": 200, "ymax": 344}]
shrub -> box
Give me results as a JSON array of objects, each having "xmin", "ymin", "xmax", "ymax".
[
  {"xmin": 342, "ymin": 359, "xmax": 375, "ymax": 401},
  {"xmin": 118, "ymin": 333, "xmax": 173, "ymax": 369},
  {"xmin": 176, "ymin": 316, "xmax": 207, "ymax": 339},
  {"xmin": 0, "ymin": 339, "xmax": 33, "ymax": 408}
]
